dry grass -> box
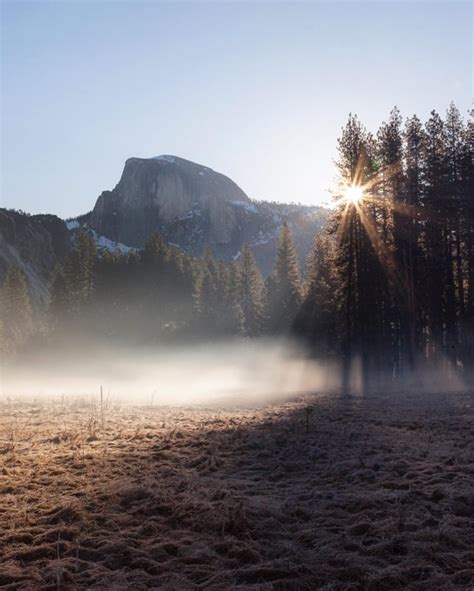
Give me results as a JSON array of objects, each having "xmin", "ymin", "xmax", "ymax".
[{"xmin": 0, "ymin": 390, "xmax": 473, "ymax": 590}]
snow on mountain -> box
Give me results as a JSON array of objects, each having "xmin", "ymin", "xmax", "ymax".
[
  {"xmin": 66, "ymin": 220, "xmax": 134, "ymax": 254},
  {"xmin": 231, "ymin": 201, "xmax": 259, "ymax": 214},
  {"xmin": 91, "ymin": 230, "xmax": 134, "ymax": 254}
]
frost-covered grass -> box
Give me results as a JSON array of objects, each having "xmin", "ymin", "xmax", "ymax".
[{"xmin": 0, "ymin": 391, "xmax": 473, "ymax": 590}]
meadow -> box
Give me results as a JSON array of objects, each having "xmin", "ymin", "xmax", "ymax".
[{"xmin": 1, "ymin": 390, "xmax": 473, "ymax": 590}]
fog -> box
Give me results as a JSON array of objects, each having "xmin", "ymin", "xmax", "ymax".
[
  {"xmin": 0, "ymin": 339, "xmax": 341, "ymax": 406},
  {"xmin": 2, "ymin": 335, "xmax": 468, "ymax": 407}
]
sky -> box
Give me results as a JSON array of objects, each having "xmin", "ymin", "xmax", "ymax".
[{"xmin": 1, "ymin": 1, "xmax": 472, "ymax": 218}]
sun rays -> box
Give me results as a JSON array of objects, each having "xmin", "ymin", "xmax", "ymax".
[
  {"xmin": 332, "ymin": 149, "xmax": 444, "ymax": 303},
  {"xmin": 343, "ymin": 185, "xmax": 364, "ymax": 205},
  {"xmin": 334, "ymin": 154, "xmax": 407, "ymax": 288}
]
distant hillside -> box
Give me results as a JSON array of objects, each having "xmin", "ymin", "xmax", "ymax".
[{"xmin": 0, "ymin": 209, "xmax": 71, "ymax": 301}]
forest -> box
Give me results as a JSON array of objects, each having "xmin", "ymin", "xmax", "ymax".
[{"xmin": 1, "ymin": 104, "xmax": 473, "ymax": 389}]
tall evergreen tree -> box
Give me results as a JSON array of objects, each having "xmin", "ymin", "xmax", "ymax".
[
  {"xmin": 267, "ymin": 222, "xmax": 302, "ymax": 332},
  {"xmin": 402, "ymin": 114, "xmax": 426, "ymax": 371},
  {"xmin": 423, "ymin": 110, "xmax": 454, "ymax": 366},
  {"xmin": 239, "ymin": 245, "xmax": 264, "ymax": 336},
  {"xmin": 461, "ymin": 110, "xmax": 474, "ymax": 376},
  {"xmin": 377, "ymin": 107, "xmax": 409, "ymax": 376},
  {"xmin": 295, "ymin": 235, "xmax": 337, "ymax": 356},
  {"xmin": 193, "ymin": 247, "xmax": 226, "ymax": 333},
  {"xmin": 0, "ymin": 267, "xmax": 33, "ymax": 353},
  {"xmin": 332, "ymin": 114, "xmax": 376, "ymax": 388},
  {"xmin": 445, "ymin": 103, "xmax": 468, "ymax": 366},
  {"xmin": 64, "ymin": 228, "xmax": 97, "ymax": 313},
  {"xmin": 48, "ymin": 263, "xmax": 69, "ymax": 330},
  {"xmin": 225, "ymin": 261, "xmax": 246, "ymax": 335}
]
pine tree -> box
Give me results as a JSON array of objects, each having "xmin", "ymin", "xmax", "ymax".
[
  {"xmin": 214, "ymin": 260, "xmax": 231, "ymax": 332},
  {"xmin": 332, "ymin": 114, "xmax": 386, "ymax": 389},
  {"xmin": 445, "ymin": 103, "xmax": 468, "ymax": 366},
  {"xmin": 268, "ymin": 222, "xmax": 302, "ymax": 332},
  {"xmin": 423, "ymin": 110, "xmax": 454, "ymax": 366},
  {"xmin": 64, "ymin": 228, "xmax": 97, "ymax": 314},
  {"xmin": 295, "ymin": 234, "xmax": 337, "ymax": 356},
  {"xmin": 0, "ymin": 266, "xmax": 33, "ymax": 353},
  {"xmin": 239, "ymin": 245, "xmax": 264, "ymax": 336},
  {"xmin": 461, "ymin": 110, "xmax": 474, "ymax": 376},
  {"xmin": 142, "ymin": 232, "xmax": 166, "ymax": 263},
  {"xmin": 48, "ymin": 264, "xmax": 69, "ymax": 330},
  {"xmin": 193, "ymin": 247, "xmax": 227, "ymax": 334},
  {"xmin": 377, "ymin": 107, "xmax": 409, "ymax": 376},
  {"xmin": 92, "ymin": 250, "xmax": 129, "ymax": 338},
  {"xmin": 403, "ymin": 114, "xmax": 426, "ymax": 368},
  {"xmin": 225, "ymin": 261, "xmax": 246, "ymax": 334},
  {"xmin": 195, "ymin": 268, "xmax": 217, "ymax": 331},
  {"xmin": 140, "ymin": 232, "xmax": 170, "ymax": 336}
]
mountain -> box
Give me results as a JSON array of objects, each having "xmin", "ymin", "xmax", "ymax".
[
  {"xmin": 86, "ymin": 155, "xmax": 328, "ymax": 275},
  {"xmin": 89, "ymin": 155, "xmax": 250, "ymax": 247},
  {"xmin": 0, "ymin": 155, "xmax": 329, "ymax": 296}
]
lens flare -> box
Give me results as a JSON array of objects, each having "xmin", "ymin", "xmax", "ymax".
[{"xmin": 344, "ymin": 185, "xmax": 364, "ymax": 204}]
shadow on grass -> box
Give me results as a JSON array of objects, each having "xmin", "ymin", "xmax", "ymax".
[{"xmin": 1, "ymin": 390, "xmax": 473, "ymax": 590}]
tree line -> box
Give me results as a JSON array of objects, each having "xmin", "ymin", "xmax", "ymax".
[
  {"xmin": 0, "ymin": 221, "xmax": 302, "ymax": 352},
  {"xmin": 296, "ymin": 103, "xmax": 473, "ymax": 387},
  {"xmin": 1, "ymin": 103, "xmax": 472, "ymax": 387}
]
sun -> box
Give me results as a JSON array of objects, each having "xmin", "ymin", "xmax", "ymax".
[{"xmin": 343, "ymin": 185, "xmax": 364, "ymax": 205}]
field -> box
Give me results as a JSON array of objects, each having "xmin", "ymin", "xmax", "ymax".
[{"xmin": 0, "ymin": 390, "xmax": 473, "ymax": 590}]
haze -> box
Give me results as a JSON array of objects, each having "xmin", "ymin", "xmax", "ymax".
[
  {"xmin": 0, "ymin": 339, "xmax": 341, "ymax": 405},
  {"xmin": 1, "ymin": 1, "xmax": 472, "ymax": 217}
]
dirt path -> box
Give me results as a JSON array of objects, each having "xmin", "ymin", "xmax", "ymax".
[{"xmin": 1, "ymin": 391, "xmax": 473, "ymax": 590}]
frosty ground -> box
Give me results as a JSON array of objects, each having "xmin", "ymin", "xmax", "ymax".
[{"xmin": 0, "ymin": 390, "xmax": 473, "ymax": 590}]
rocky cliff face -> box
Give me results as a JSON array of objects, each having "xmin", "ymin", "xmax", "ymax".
[
  {"xmin": 88, "ymin": 155, "xmax": 328, "ymax": 275},
  {"xmin": 0, "ymin": 209, "xmax": 72, "ymax": 301},
  {"xmin": 89, "ymin": 155, "xmax": 250, "ymax": 248}
]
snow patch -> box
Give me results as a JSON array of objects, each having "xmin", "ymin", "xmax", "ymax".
[
  {"xmin": 231, "ymin": 201, "xmax": 258, "ymax": 214},
  {"xmin": 68, "ymin": 224, "xmax": 134, "ymax": 255},
  {"xmin": 95, "ymin": 234, "xmax": 133, "ymax": 254}
]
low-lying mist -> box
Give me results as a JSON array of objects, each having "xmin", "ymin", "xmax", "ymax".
[
  {"xmin": 2, "ymin": 336, "xmax": 468, "ymax": 407},
  {"xmin": 0, "ymin": 338, "xmax": 340, "ymax": 406}
]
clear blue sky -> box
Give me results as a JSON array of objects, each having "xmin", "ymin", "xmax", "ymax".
[{"xmin": 1, "ymin": 1, "xmax": 472, "ymax": 217}]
